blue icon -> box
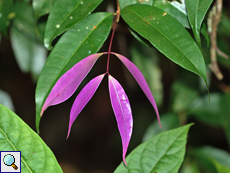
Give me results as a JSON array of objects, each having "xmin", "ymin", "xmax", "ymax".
[{"xmin": 3, "ymin": 154, "xmax": 18, "ymax": 170}]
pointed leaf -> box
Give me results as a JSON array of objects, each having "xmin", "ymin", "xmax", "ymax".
[
  {"xmin": 108, "ymin": 75, "xmax": 133, "ymax": 165},
  {"xmin": 114, "ymin": 124, "xmax": 192, "ymax": 173},
  {"xmin": 154, "ymin": 0, "xmax": 190, "ymax": 28},
  {"xmin": 185, "ymin": 0, "xmax": 213, "ymax": 47},
  {"xmin": 67, "ymin": 74, "xmax": 105, "ymax": 138},
  {"xmin": 121, "ymin": 5, "xmax": 208, "ymax": 86},
  {"xmin": 0, "ymin": 104, "xmax": 63, "ymax": 172},
  {"xmin": 36, "ymin": 12, "xmax": 113, "ymax": 132},
  {"xmin": 44, "ymin": 0, "xmax": 103, "ymax": 49},
  {"xmin": 113, "ymin": 53, "xmax": 161, "ymax": 127},
  {"xmin": 42, "ymin": 53, "xmax": 102, "ymax": 115}
]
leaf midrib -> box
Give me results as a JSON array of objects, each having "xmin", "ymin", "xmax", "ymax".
[
  {"xmin": 149, "ymin": 128, "xmax": 186, "ymax": 172},
  {"xmin": 123, "ymin": 7, "xmax": 202, "ymax": 76},
  {"xmin": 0, "ymin": 127, "xmax": 33, "ymax": 173}
]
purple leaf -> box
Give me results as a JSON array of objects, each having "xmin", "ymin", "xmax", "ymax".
[
  {"xmin": 108, "ymin": 75, "xmax": 133, "ymax": 165},
  {"xmin": 113, "ymin": 53, "xmax": 162, "ymax": 127},
  {"xmin": 41, "ymin": 53, "xmax": 103, "ymax": 115},
  {"xmin": 67, "ymin": 74, "xmax": 105, "ymax": 138}
]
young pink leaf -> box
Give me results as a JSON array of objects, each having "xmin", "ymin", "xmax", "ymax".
[
  {"xmin": 67, "ymin": 74, "xmax": 105, "ymax": 138},
  {"xmin": 41, "ymin": 53, "xmax": 103, "ymax": 115},
  {"xmin": 113, "ymin": 53, "xmax": 162, "ymax": 127},
  {"xmin": 108, "ymin": 75, "xmax": 133, "ymax": 165}
]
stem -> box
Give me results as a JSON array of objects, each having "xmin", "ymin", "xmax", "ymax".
[{"xmin": 106, "ymin": 0, "xmax": 120, "ymax": 73}]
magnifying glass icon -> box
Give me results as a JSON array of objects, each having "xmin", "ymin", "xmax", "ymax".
[{"xmin": 3, "ymin": 154, "xmax": 18, "ymax": 170}]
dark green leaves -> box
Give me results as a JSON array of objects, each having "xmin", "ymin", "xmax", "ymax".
[
  {"xmin": 0, "ymin": 104, "xmax": 63, "ymax": 172},
  {"xmin": 114, "ymin": 124, "xmax": 192, "ymax": 173},
  {"xmin": 44, "ymin": 0, "xmax": 103, "ymax": 49},
  {"xmin": 0, "ymin": 0, "xmax": 14, "ymax": 35},
  {"xmin": 121, "ymin": 5, "xmax": 208, "ymax": 86},
  {"xmin": 185, "ymin": 0, "xmax": 213, "ymax": 47},
  {"xmin": 36, "ymin": 12, "xmax": 113, "ymax": 131}
]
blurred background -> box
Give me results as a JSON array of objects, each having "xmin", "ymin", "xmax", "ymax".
[{"xmin": 1, "ymin": 0, "xmax": 230, "ymax": 172}]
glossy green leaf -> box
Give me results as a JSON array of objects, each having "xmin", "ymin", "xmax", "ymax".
[
  {"xmin": 119, "ymin": 0, "xmax": 153, "ymax": 9},
  {"xmin": 185, "ymin": 0, "xmax": 213, "ymax": 48},
  {"xmin": 33, "ymin": 0, "xmax": 54, "ymax": 20},
  {"xmin": 154, "ymin": 0, "xmax": 190, "ymax": 28},
  {"xmin": 44, "ymin": 0, "xmax": 103, "ymax": 50},
  {"xmin": 114, "ymin": 124, "xmax": 192, "ymax": 173},
  {"xmin": 36, "ymin": 12, "xmax": 113, "ymax": 132},
  {"xmin": 121, "ymin": 5, "xmax": 208, "ymax": 86},
  {"xmin": 10, "ymin": 27, "xmax": 47, "ymax": 80},
  {"xmin": 0, "ymin": 104, "xmax": 63, "ymax": 172},
  {"xmin": 0, "ymin": 0, "xmax": 14, "ymax": 35}
]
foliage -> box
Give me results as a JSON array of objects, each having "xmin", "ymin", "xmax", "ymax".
[{"xmin": 0, "ymin": 0, "xmax": 230, "ymax": 172}]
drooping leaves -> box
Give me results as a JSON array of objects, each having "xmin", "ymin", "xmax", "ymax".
[
  {"xmin": 0, "ymin": 104, "xmax": 63, "ymax": 173},
  {"xmin": 41, "ymin": 53, "xmax": 102, "ymax": 115},
  {"xmin": 113, "ymin": 53, "xmax": 161, "ymax": 127},
  {"xmin": 114, "ymin": 124, "xmax": 192, "ymax": 172},
  {"xmin": 185, "ymin": 0, "xmax": 213, "ymax": 47},
  {"xmin": 67, "ymin": 74, "xmax": 105, "ymax": 138},
  {"xmin": 121, "ymin": 5, "xmax": 208, "ymax": 86},
  {"xmin": 36, "ymin": 12, "xmax": 113, "ymax": 132},
  {"xmin": 44, "ymin": 0, "xmax": 103, "ymax": 49},
  {"xmin": 108, "ymin": 75, "xmax": 133, "ymax": 165}
]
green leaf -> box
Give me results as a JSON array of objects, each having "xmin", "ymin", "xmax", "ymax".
[
  {"xmin": 44, "ymin": 0, "xmax": 103, "ymax": 50},
  {"xmin": 0, "ymin": 0, "xmax": 14, "ymax": 35},
  {"xmin": 153, "ymin": 0, "xmax": 190, "ymax": 28},
  {"xmin": 10, "ymin": 27, "xmax": 47, "ymax": 80},
  {"xmin": 11, "ymin": 1, "xmax": 47, "ymax": 80},
  {"xmin": 185, "ymin": 0, "xmax": 213, "ymax": 48},
  {"xmin": 0, "ymin": 104, "xmax": 63, "ymax": 172},
  {"xmin": 201, "ymin": 22, "xmax": 210, "ymax": 47},
  {"xmin": 121, "ymin": 5, "xmax": 208, "ymax": 86},
  {"xmin": 35, "ymin": 12, "xmax": 113, "ymax": 132},
  {"xmin": 33, "ymin": 0, "xmax": 54, "ymax": 20},
  {"xmin": 114, "ymin": 124, "xmax": 192, "ymax": 173},
  {"xmin": 119, "ymin": 0, "xmax": 153, "ymax": 9},
  {"xmin": 192, "ymin": 146, "xmax": 230, "ymax": 173}
]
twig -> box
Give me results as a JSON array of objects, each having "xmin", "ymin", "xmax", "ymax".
[{"xmin": 208, "ymin": 0, "xmax": 228, "ymax": 80}]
